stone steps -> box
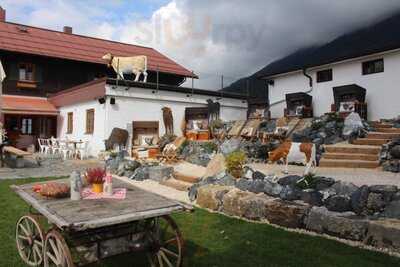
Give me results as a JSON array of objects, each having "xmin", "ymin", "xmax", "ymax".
[
  {"xmin": 324, "ymin": 145, "xmax": 381, "ymax": 155},
  {"xmin": 367, "ymin": 132, "xmax": 400, "ymax": 139},
  {"xmin": 159, "ymin": 178, "xmax": 193, "ymax": 192},
  {"xmin": 352, "ymin": 138, "xmax": 390, "ymax": 146},
  {"xmin": 319, "ymin": 158, "xmax": 380, "ymax": 168},
  {"xmin": 323, "ymin": 152, "xmax": 379, "ymax": 161},
  {"xmin": 375, "ymin": 128, "xmax": 400, "ymax": 133},
  {"xmin": 371, "ymin": 122, "xmax": 393, "ymax": 128}
]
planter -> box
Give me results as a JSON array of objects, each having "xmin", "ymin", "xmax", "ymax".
[{"xmin": 92, "ymin": 183, "xmax": 104, "ymax": 193}]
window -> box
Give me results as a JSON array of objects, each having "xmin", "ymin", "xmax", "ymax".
[
  {"xmin": 21, "ymin": 118, "xmax": 32, "ymax": 134},
  {"xmin": 362, "ymin": 59, "xmax": 384, "ymax": 75},
  {"xmin": 85, "ymin": 109, "xmax": 95, "ymax": 134},
  {"xmin": 18, "ymin": 63, "xmax": 35, "ymax": 81},
  {"xmin": 316, "ymin": 69, "xmax": 333, "ymax": 83},
  {"xmin": 67, "ymin": 112, "xmax": 73, "ymax": 134}
]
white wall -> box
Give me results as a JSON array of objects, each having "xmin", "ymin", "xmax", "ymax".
[
  {"xmin": 56, "ymin": 85, "xmax": 248, "ymax": 157},
  {"xmin": 57, "ymin": 100, "xmax": 106, "ymax": 157},
  {"xmin": 268, "ymin": 50, "xmax": 400, "ymax": 120}
]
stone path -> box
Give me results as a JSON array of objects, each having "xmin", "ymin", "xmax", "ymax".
[
  {"xmin": 0, "ymin": 158, "xmax": 103, "ymax": 179},
  {"xmin": 250, "ymin": 163, "xmax": 400, "ymax": 187}
]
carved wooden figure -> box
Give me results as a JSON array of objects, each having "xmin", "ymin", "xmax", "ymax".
[{"xmin": 162, "ymin": 107, "xmax": 174, "ymax": 135}]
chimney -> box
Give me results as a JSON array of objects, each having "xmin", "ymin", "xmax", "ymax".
[
  {"xmin": 0, "ymin": 7, "xmax": 5, "ymax": 22},
  {"xmin": 63, "ymin": 26, "xmax": 72, "ymax": 34}
]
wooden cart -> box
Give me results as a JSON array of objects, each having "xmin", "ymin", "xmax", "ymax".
[{"xmin": 11, "ymin": 178, "xmax": 192, "ymax": 267}]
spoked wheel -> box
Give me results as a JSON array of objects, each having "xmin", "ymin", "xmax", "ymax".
[
  {"xmin": 147, "ymin": 215, "xmax": 184, "ymax": 267},
  {"xmin": 16, "ymin": 215, "xmax": 45, "ymax": 266},
  {"xmin": 44, "ymin": 230, "xmax": 74, "ymax": 267}
]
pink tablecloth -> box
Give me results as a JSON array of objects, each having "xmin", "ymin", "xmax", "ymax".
[{"xmin": 81, "ymin": 187, "xmax": 126, "ymax": 200}]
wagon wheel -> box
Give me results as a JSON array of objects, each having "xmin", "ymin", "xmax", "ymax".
[
  {"xmin": 16, "ymin": 215, "xmax": 45, "ymax": 266},
  {"xmin": 147, "ymin": 215, "xmax": 184, "ymax": 267},
  {"xmin": 44, "ymin": 230, "xmax": 74, "ymax": 267}
]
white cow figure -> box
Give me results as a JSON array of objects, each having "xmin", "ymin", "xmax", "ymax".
[{"xmin": 102, "ymin": 53, "xmax": 148, "ymax": 82}]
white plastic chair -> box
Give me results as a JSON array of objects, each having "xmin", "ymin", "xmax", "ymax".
[
  {"xmin": 75, "ymin": 141, "xmax": 89, "ymax": 160},
  {"xmin": 59, "ymin": 140, "xmax": 72, "ymax": 160},
  {"xmin": 50, "ymin": 138, "xmax": 61, "ymax": 155},
  {"xmin": 37, "ymin": 138, "xmax": 50, "ymax": 154}
]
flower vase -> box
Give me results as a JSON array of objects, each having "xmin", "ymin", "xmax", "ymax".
[{"xmin": 92, "ymin": 183, "xmax": 104, "ymax": 193}]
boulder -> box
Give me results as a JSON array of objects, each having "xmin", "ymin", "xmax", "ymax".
[
  {"xmin": 252, "ymin": 171, "xmax": 266, "ymax": 180},
  {"xmin": 325, "ymin": 195, "xmax": 352, "ymax": 212},
  {"xmin": 147, "ymin": 166, "xmax": 173, "ymax": 182},
  {"xmin": 331, "ymin": 181, "xmax": 358, "ymax": 196},
  {"xmin": 240, "ymin": 194, "xmax": 274, "ymax": 220},
  {"xmin": 383, "ymin": 200, "xmax": 400, "ymax": 219},
  {"xmin": 197, "ymin": 185, "xmax": 233, "ymax": 211},
  {"xmin": 264, "ymin": 199, "xmax": 310, "ymax": 228},
  {"xmin": 222, "ymin": 189, "xmax": 255, "ymax": 217},
  {"xmin": 263, "ymin": 179, "xmax": 283, "ymax": 197},
  {"xmin": 279, "ymin": 185, "xmax": 301, "ymax": 201},
  {"xmin": 235, "ymin": 178, "xmax": 252, "ymax": 191},
  {"xmin": 300, "ymin": 189, "xmax": 323, "ymax": 206},
  {"xmin": 215, "ymin": 171, "xmax": 236, "ymax": 186},
  {"xmin": 366, "ymin": 193, "xmax": 386, "ymax": 214},
  {"xmin": 130, "ymin": 166, "xmax": 150, "ymax": 181},
  {"xmin": 314, "ymin": 177, "xmax": 335, "ymax": 191},
  {"xmin": 390, "ymin": 145, "xmax": 400, "ymax": 159},
  {"xmin": 350, "ymin": 185, "xmax": 370, "ymax": 215},
  {"xmin": 203, "ymin": 154, "xmax": 226, "ymax": 178},
  {"xmin": 365, "ymin": 219, "xmax": 400, "ymax": 252},
  {"xmin": 248, "ymin": 180, "xmax": 266, "ymax": 194},
  {"xmin": 305, "ymin": 206, "xmax": 368, "ymax": 241},
  {"xmin": 369, "ymin": 185, "xmax": 398, "ymax": 202},
  {"xmin": 220, "ymin": 138, "xmax": 241, "ymax": 155},
  {"xmin": 278, "ymin": 175, "xmax": 302, "ymax": 187}
]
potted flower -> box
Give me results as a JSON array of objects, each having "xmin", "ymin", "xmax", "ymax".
[{"xmin": 85, "ymin": 168, "xmax": 106, "ymax": 193}]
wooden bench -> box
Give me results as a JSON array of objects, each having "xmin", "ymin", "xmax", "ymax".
[{"xmin": 2, "ymin": 146, "xmax": 32, "ymax": 168}]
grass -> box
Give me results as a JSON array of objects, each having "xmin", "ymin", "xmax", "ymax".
[{"xmin": 1, "ymin": 177, "xmax": 400, "ymax": 267}]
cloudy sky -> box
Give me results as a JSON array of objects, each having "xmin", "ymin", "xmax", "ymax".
[{"xmin": 2, "ymin": 0, "xmax": 400, "ymax": 89}]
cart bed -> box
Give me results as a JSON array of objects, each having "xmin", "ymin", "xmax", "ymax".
[{"xmin": 11, "ymin": 178, "xmax": 186, "ymax": 231}]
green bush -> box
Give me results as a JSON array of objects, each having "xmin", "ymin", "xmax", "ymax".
[
  {"xmin": 296, "ymin": 173, "xmax": 319, "ymax": 189},
  {"xmin": 225, "ymin": 151, "xmax": 247, "ymax": 178}
]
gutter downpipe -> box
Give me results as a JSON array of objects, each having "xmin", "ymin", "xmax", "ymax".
[{"xmin": 268, "ymin": 68, "xmax": 314, "ymax": 108}]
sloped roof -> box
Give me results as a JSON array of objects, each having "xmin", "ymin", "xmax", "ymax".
[
  {"xmin": 257, "ymin": 12, "xmax": 400, "ymax": 78},
  {"xmin": 2, "ymin": 94, "xmax": 58, "ymax": 115},
  {"xmin": 0, "ymin": 21, "xmax": 196, "ymax": 78}
]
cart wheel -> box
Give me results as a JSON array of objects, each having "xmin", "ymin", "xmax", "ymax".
[
  {"xmin": 147, "ymin": 215, "xmax": 184, "ymax": 267},
  {"xmin": 44, "ymin": 230, "xmax": 74, "ymax": 267},
  {"xmin": 16, "ymin": 215, "xmax": 44, "ymax": 266}
]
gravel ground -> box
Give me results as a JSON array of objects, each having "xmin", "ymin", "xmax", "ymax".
[{"xmin": 249, "ymin": 163, "xmax": 400, "ymax": 186}]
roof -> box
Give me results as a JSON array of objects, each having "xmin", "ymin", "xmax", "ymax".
[
  {"xmin": 48, "ymin": 78, "xmax": 248, "ymax": 107},
  {"xmin": 258, "ymin": 12, "xmax": 400, "ymax": 78},
  {"xmin": 0, "ymin": 21, "xmax": 196, "ymax": 78},
  {"xmin": 49, "ymin": 78, "xmax": 106, "ymax": 107},
  {"xmin": 2, "ymin": 94, "xmax": 58, "ymax": 115}
]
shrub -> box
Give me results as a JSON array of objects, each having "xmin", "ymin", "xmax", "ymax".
[
  {"xmin": 225, "ymin": 151, "xmax": 247, "ymax": 178},
  {"xmin": 296, "ymin": 173, "xmax": 319, "ymax": 189}
]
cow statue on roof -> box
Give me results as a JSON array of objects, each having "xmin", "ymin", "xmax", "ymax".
[{"xmin": 102, "ymin": 53, "xmax": 148, "ymax": 82}]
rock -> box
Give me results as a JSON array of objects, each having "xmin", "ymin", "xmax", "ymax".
[
  {"xmin": 215, "ymin": 171, "xmax": 236, "ymax": 186},
  {"xmin": 235, "ymin": 178, "xmax": 251, "ymax": 191},
  {"xmin": 366, "ymin": 193, "xmax": 386, "ymax": 214},
  {"xmin": 222, "ymin": 189, "xmax": 255, "ymax": 217},
  {"xmin": 242, "ymin": 166, "xmax": 255, "ymax": 179},
  {"xmin": 252, "ymin": 171, "xmax": 266, "ymax": 180},
  {"xmin": 124, "ymin": 160, "xmax": 141, "ymax": 171},
  {"xmin": 300, "ymin": 189, "xmax": 323, "ymax": 206},
  {"xmin": 220, "ymin": 138, "xmax": 241, "ymax": 155},
  {"xmin": 279, "ymin": 185, "xmax": 301, "ymax": 201},
  {"xmin": 342, "ymin": 112, "xmax": 364, "ymax": 137},
  {"xmin": 325, "ymin": 195, "xmax": 352, "ymax": 212},
  {"xmin": 305, "ymin": 206, "xmax": 368, "ymax": 241},
  {"xmin": 277, "ymin": 175, "xmax": 302, "ymax": 187},
  {"xmin": 351, "ymin": 185, "xmax": 370, "ymax": 215},
  {"xmin": 383, "ymin": 160, "xmax": 400, "ymax": 173},
  {"xmin": 392, "ymin": 192, "xmax": 400, "ymax": 201},
  {"xmin": 365, "ymin": 219, "xmax": 400, "ymax": 252},
  {"xmin": 264, "ymin": 199, "xmax": 310, "ymax": 228},
  {"xmin": 130, "ymin": 166, "xmax": 149, "ymax": 181},
  {"xmin": 263, "ymin": 179, "xmax": 283, "ymax": 197},
  {"xmin": 203, "ymin": 154, "xmax": 226, "ymax": 178},
  {"xmin": 197, "ymin": 185, "xmax": 233, "ymax": 211},
  {"xmin": 383, "ymin": 200, "xmax": 400, "ymax": 219},
  {"xmin": 369, "ymin": 185, "xmax": 398, "ymax": 202},
  {"xmin": 331, "ymin": 181, "xmax": 358, "ymax": 196},
  {"xmin": 147, "ymin": 166, "xmax": 173, "ymax": 182},
  {"xmin": 319, "ymin": 188, "xmax": 337, "ymax": 201},
  {"xmin": 248, "ymin": 180, "xmax": 266, "ymax": 194},
  {"xmin": 188, "ymin": 176, "xmax": 218, "ymax": 201},
  {"xmin": 314, "ymin": 177, "xmax": 335, "ymax": 191},
  {"xmin": 241, "ymin": 194, "xmax": 274, "ymax": 220},
  {"xmin": 390, "ymin": 145, "xmax": 400, "ymax": 159}
]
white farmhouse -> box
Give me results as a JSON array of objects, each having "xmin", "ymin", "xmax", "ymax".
[{"xmin": 257, "ymin": 13, "xmax": 400, "ymax": 120}]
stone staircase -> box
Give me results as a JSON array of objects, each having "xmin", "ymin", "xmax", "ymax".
[{"xmin": 320, "ymin": 122, "xmax": 400, "ymax": 169}]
